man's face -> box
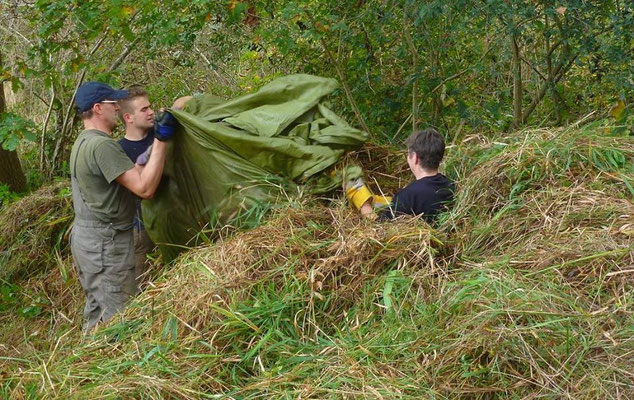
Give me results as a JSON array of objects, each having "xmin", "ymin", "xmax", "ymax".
[
  {"xmin": 97, "ymin": 100, "xmax": 121, "ymax": 130},
  {"xmin": 125, "ymin": 96, "xmax": 155, "ymax": 131}
]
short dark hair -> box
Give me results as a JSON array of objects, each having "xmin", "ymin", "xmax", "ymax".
[
  {"xmin": 118, "ymin": 87, "xmax": 148, "ymax": 123},
  {"xmin": 405, "ymin": 128, "xmax": 445, "ymax": 170}
]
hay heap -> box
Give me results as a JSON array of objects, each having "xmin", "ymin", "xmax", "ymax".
[
  {"xmin": 1, "ymin": 124, "xmax": 633, "ymax": 399},
  {"xmin": 0, "ymin": 181, "xmax": 72, "ymax": 280}
]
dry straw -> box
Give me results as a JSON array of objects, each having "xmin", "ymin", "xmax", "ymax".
[{"xmin": 1, "ymin": 123, "xmax": 632, "ymax": 398}]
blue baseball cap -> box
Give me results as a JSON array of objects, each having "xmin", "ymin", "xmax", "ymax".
[{"xmin": 75, "ymin": 81, "xmax": 129, "ymax": 112}]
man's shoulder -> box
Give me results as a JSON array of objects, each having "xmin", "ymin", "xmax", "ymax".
[
  {"xmin": 80, "ymin": 129, "xmax": 110, "ymax": 140},
  {"xmin": 78, "ymin": 130, "xmax": 116, "ymax": 149},
  {"xmin": 118, "ymin": 133, "xmax": 153, "ymax": 163},
  {"xmin": 73, "ymin": 130, "xmax": 116, "ymax": 159},
  {"xmin": 399, "ymin": 178, "xmax": 432, "ymax": 195},
  {"xmin": 408, "ymin": 174, "xmax": 453, "ymax": 190},
  {"xmin": 118, "ymin": 133, "xmax": 153, "ymax": 148},
  {"xmin": 434, "ymin": 173, "xmax": 455, "ymax": 193},
  {"xmin": 397, "ymin": 174, "xmax": 454, "ymax": 202},
  {"xmin": 78, "ymin": 131, "xmax": 128, "ymax": 163}
]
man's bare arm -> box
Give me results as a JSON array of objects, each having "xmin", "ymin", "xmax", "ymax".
[{"xmin": 116, "ymin": 139, "xmax": 167, "ymax": 199}]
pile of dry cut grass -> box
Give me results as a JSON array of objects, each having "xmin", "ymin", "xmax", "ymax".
[
  {"xmin": 2, "ymin": 204, "xmax": 448, "ymax": 399},
  {"xmin": 1, "ymin": 123, "xmax": 633, "ymax": 399},
  {"xmin": 0, "ymin": 180, "xmax": 72, "ymax": 280},
  {"xmin": 118, "ymin": 205, "xmax": 446, "ymax": 351},
  {"xmin": 447, "ymin": 126, "xmax": 633, "ymax": 292}
]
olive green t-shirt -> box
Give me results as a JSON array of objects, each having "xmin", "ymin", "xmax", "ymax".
[{"xmin": 70, "ymin": 129, "xmax": 135, "ymax": 224}]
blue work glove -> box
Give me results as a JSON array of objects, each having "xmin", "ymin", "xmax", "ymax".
[{"xmin": 153, "ymin": 110, "xmax": 177, "ymax": 141}]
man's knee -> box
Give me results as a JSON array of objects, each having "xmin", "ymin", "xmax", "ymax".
[
  {"xmin": 100, "ymin": 276, "xmax": 136, "ymax": 321},
  {"xmin": 76, "ymin": 226, "xmax": 136, "ymax": 329}
]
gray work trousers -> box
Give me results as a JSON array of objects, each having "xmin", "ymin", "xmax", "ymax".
[
  {"xmin": 71, "ymin": 222, "xmax": 137, "ymax": 332},
  {"xmin": 133, "ymin": 227, "xmax": 155, "ymax": 288}
]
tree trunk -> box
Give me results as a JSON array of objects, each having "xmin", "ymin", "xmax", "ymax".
[
  {"xmin": 522, "ymin": 54, "xmax": 577, "ymax": 123},
  {"xmin": 511, "ymin": 33, "xmax": 523, "ymax": 128},
  {"xmin": 0, "ymin": 147, "xmax": 27, "ymax": 193},
  {"xmin": 0, "ymin": 53, "xmax": 27, "ymax": 193},
  {"xmin": 403, "ymin": 8, "xmax": 418, "ymax": 132},
  {"xmin": 545, "ymin": 14, "xmax": 561, "ymax": 125}
]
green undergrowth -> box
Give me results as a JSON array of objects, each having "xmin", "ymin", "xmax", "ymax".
[{"xmin": 1, "ymin": 122, "xmax": 632, "ymax": 399}]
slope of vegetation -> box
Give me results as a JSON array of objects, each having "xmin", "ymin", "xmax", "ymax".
[
  {"xmin": 1, "ymin": 123, "xmax": 632, "ymax": 399},
  {"xmin": 1, "ymin": 2, "xmax": 632, "ymax": 398}
]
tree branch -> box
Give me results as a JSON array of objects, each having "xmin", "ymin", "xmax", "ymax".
[
  {"xmin": 402, "ymin": 8, "xmax": 418, "ymax": 132},
  {"xmin": 520, "ymin": 56, "xmax": 546, "ymax": 81},
  {"xmin": 194, "ymin": 45, "xmax": 234, "ymax": 87},
  {"xmin": 431, "ymin": 46, "xmax": 493, "ymax": 94},
  {"xmin": 304, "ymin": 10, "xmax": 371, "ymax": 137},
  {"xmin": 49, "ymin": 34, "xmax": 107, "ymax": 174},
  {"xmin": 107, "ymin": 37, "xmax": 141, "ymax": 73},
  {"xmin": 546, "ymin": 40, "xmax": 562, "ymax": 58},
  {"xmin": 521, "ymin": 53, "xmax": 578, "ymax": 122},
  {"xmin": 40, "ymin": 86, "xmax": 54, "ymax": 172},
  {"xmin": 0, "ymin": 22, "xmax": 33, "ymax": 46}
]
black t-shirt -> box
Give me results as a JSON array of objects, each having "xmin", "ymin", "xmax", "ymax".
[
  {"xmin": 118, "ymin": 133, "xmax": 154, "ymax": 230},
  {"xmin": 379, "ymin": 173, "xmax": 454, "ymax": 222},
  {"xmin": 118, "ymin": 133, "xmax": 154, "ymax": 163}
]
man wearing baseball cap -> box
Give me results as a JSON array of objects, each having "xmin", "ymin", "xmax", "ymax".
[{"xmin": 69, "ymin": 81, "xmax": 177, "ymax": 331}]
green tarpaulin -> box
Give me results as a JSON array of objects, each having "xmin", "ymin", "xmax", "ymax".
[{"xmin": 143, "ymin": 74, "xmax": 368, "ymax": 261}]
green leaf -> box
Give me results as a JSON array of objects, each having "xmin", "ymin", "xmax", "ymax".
[
  {"xmin": 382, "ymin": 270, "xmax": 400, "ymax": 312},
  {"xmin": 228, "ymin": 1, "xmax": 248, "ymax": 23},
  {"xmin": 23, "ymin": 131, "xmax": 37, "ymax": 142},
  {"xmin": 10, "ymin": 77, "xmax": 23, "ymax": 92},
  {"xmin": 20, "ymin": 305, "xmax": 42, "ymax": 318},
  {"xmin": 0, "ymin": 113, "xmax": 37, "ymax": 149},
  {"xmin": 609, "ymin": 100, "xmax": 626, "ymax": 121},
  {"xmin": 3, "ymin": 135, "xmax": 20, "ymax": 151}
]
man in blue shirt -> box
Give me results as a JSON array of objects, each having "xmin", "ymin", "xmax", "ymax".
[{"xmin": 117, "ymin": 87, "xmax": 157, "ymax": 287}]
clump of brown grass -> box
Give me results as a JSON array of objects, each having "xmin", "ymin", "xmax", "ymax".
[
  {"xmin": 346, "ymin": 143, "xmax": 412, "ymax": 194},
  {"xmin": 2, "ymin": 203, "xmax": 449, "ymax": 399},
  {"xmin": 0, "ymin": 181, "xmax": 72, "ymax": 280},
  {"xmin": 128, "ymin": 205, "xmax": 448, "ymax": 338},
  {"xmin": 445, "ymin": 126, "xmax": 633, "ymax": 290}
]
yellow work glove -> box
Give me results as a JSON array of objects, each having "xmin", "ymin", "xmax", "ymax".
[
  {"xmin": 344, "ymin": 178, "xmax": 373, "ymax": 210},
  {"xmin": 372, "ymin": 194, "xmax": 392, "ymax": 209},
  {"xmin": 345, "ymin": 178, "xmax": 393, "ymax": 211}
]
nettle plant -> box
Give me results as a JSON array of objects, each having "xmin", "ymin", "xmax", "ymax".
[{"xmin": 0, "ymin": 112, "xmax": 36, "ymax": 152}]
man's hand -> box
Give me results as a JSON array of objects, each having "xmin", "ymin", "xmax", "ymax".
[
  {"xmin": 136, "ymin": 145, "xmax": 152, "ymax": 166},
  {"xmin": 154, "ymin": 110, "xmax": 177, "ymax": 141},
  {"xmin": 172, "ymin": 96, "xmax": 193, "ymax": 110}
]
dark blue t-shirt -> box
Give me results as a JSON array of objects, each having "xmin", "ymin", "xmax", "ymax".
[
  {"xmin": 118, "ymin": 134, "xmax": 154, "ymax": 230},
  {"xmin": 118, "ymin": 133, "xmax": 154, "ymax": 163},
  {"xmin": 379, "ymin": 173, "xmax": 454, "ymax": 222}
]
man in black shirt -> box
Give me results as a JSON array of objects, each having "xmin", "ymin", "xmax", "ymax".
[
  {"xmin": 349, "ymin": 128, "xmax": 454, "ymax": 222},
  {"xmin": 117, "ymin": 87, "xmax": 157, "ymax": 287}
]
